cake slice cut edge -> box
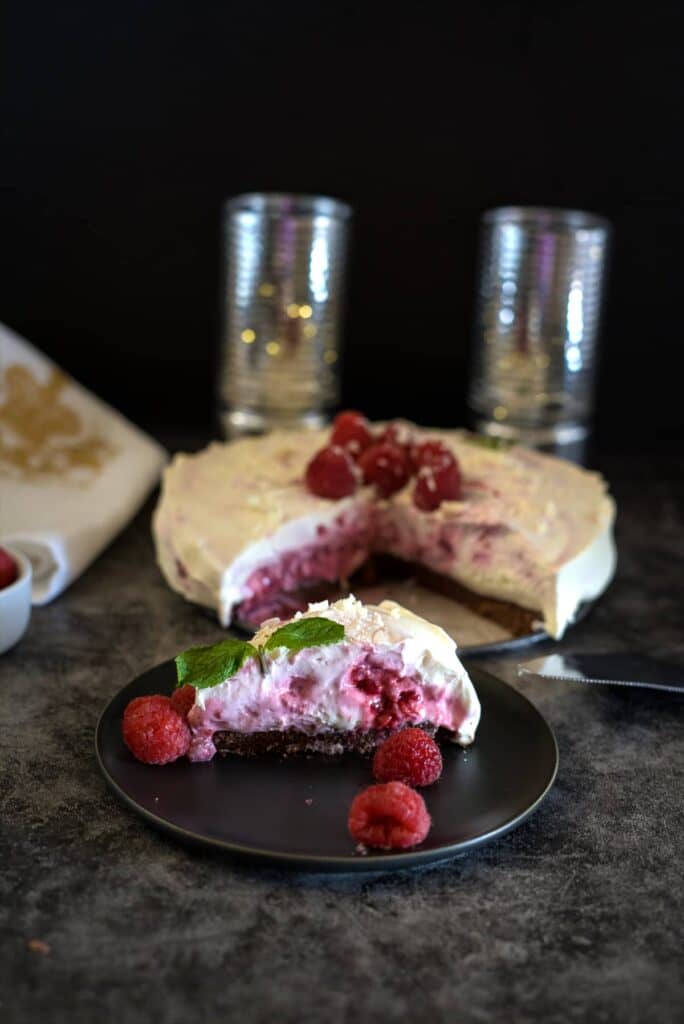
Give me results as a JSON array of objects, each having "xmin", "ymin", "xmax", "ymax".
[{"xmin": 183, "ymin": 595, "xmax": 481, "ymax": 762}]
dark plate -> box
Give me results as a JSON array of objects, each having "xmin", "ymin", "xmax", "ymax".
[{"xmin": 96, "ymin": 662, "xmax": 558, "ymax": 872}]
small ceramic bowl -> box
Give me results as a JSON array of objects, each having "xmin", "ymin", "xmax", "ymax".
[{"xmin": 0, "ymin": 546, "xmax": 32, "ymax": 654}]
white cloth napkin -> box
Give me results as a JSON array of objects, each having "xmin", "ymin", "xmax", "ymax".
[{"xmin": 0, "ymin": 322, "xmax": 167, "ymax": 603}]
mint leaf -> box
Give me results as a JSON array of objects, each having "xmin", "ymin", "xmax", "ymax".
[
  {"xmin": 466, "ymin": 433, "xmax": 512, "ymax": 451},
  {"xmin": 175, "ymin": 638, "xmax": 259, "ymax": 690},
  {"xmin": 263, "ymin": 617, "xmax": 345, "ymax": 653}
]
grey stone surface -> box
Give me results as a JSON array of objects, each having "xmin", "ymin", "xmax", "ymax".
[{"xmin": 1, "ymin": 446, "xmax": 683, "ymax": 1024}]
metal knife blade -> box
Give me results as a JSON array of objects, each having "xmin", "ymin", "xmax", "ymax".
[{"xmin": 517, "ymin": 653, "xmax": 684, "ymax": 693}]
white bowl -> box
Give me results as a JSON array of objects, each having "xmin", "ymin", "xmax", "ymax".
[{"xmin": 0, "ymin": 546, "xmax": 32, "ymax": 654}]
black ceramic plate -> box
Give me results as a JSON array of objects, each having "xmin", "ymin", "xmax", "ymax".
[{"xmin": 96, "ymin": 662, "xmax": 558, "ymax": 872}]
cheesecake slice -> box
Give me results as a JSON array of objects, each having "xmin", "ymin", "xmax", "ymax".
[
  {"xmin": 153, "ymin": 419, "xmax": 616, "ymax": 639},
  {"xmin": 181, "ymin": 596, "xmax": 481, "ymax": 762}
]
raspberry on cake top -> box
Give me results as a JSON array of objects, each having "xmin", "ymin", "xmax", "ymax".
[
  {"xmin": 179, "ymin": 596, "xmax": 481, "ymax": 763},
  {"xmin": 153, "ymin": 413, "xmax": 616, "ymax": 639}
]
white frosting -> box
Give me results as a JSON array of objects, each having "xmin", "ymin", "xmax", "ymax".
[
  {"xmin": 153, "ymin": 425, "xmax": 617, "ymax": 638},
  {"xmin": 253, "ymin": 595, "xmax": 464, "ymax": 671},
  {"xmin": 550, "ymin": 522, "xmax": 617, "ymax": 638},
  {"xmin": 153, "ymin": 431, "xmax": 376, "ymax": 625},
  {"xmin": 216, "ymin": 506, "xmax": 366, "ymax": 626}
]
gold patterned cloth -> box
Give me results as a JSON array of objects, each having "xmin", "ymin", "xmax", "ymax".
[{"xmin": 0, "ymin": 322, "xmax": 167, "ymax": 603}]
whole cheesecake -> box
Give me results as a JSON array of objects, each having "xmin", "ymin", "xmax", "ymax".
[{"xmin": 153, "ymin": 418, "xmax": 616, "ymax": 638}]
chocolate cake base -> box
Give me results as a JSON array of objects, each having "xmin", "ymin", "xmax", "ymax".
[{"xmin": 213, "ymin": 723, "xmax": 437, "ymax": 759}]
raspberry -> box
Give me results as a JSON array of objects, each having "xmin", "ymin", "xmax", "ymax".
[
  {"xmin": 171, "ymin": 684, "xmax": 196, "ymax": 718},
  {"xmin": 305, "ymin": 445, "xmax": 359, "ymax": 499},
  {"xmin": 122, "ymin": 695, "xmax": 191, "ymax": 765},
  {"xmin": 413, "ymin": 455, "xmax": 462, "ymax": 511},
  {"xmin": 358, "ymin": 443, "xmax": 410, "ymax": 498},
  {"xmin": 348, "ymin": 781, "xmax": 431, "ymax": 849},
  {"xmin": 377, "ymin": 421, "xmax": 414, "ymax": 452},
  {"xmin": 411, "ymin": 439, "xmax": 452, "ymax": 470},
  {"xmin": 0, "ymin": 547, "xmax": 18, "ymax": 590},
  {"xmin": 373, "ymin": 728, "xmax": 443, "ymax": 787},
  {"xmin": 330, "ymin": 410, "xmax": 373, "ymax": 458}
]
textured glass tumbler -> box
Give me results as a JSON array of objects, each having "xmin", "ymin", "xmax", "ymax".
[
  {"xmin": 218, "ymin": 192, "xmax": 352, "ymax": 437},
  {"xmin": 467, "ymin": 207, "xmax": 611, "ymax": 457}
]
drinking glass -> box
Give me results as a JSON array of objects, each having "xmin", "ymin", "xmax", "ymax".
[
  {"xmin": 467, "ymin": 206, "xmax": 611, "ymax": 459},
  {"xmin": 218, "ymin": 192, "xmax": 352, "ymax": 437}
]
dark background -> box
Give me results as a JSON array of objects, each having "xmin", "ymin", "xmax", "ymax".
[{"xmin": 2, "ymin": 1, "xmax": 683, "ymax": 440}]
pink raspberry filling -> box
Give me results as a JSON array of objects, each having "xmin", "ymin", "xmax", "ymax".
[
  {"xmin": 346, "ymin": 654, "xmax": 424, "ymax": 730},
  {"xmin": 237, "ymin": 519, "xmax": 373, "ymax": 626}
]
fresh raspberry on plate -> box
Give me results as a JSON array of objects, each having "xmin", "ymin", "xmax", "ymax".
[
  {"xmin": 358, "ymin": 443, "xmax": 410, "ymax": 498},
  {"xmin": 372, "ymin": 727, "xmax": 443, "ymax": 787},
  {"xmin": 0, "ymin": 547, "xmax": 17, "ymax": 590},
  {"xmin": 171, "ymin": 684, "xmax": 196, "ymax": 718},
  {"xmin": 330, "ymin": 410, "xmax": 373, "ymax": 457},
  {"xmin": 122, "ymin": 695, "xmax": 191, "ymax": 765},
  {"xmin": 305, "ymin": 445, "xmax": 359, "ymax": 499},
  {"xmin": 347, "ymin": 781, "xmax": 431, "ymax": 849}
]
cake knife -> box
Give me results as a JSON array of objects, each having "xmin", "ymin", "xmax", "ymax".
[{"xmin": 517, "ymin": 653, "xmax": 684, "ymax": 693}]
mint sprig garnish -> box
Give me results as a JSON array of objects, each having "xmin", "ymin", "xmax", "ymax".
[
  {"xmin": 174, "ymin": 617, "xmax": 345, "ymax": 690},
  {"xmin": 263, "ymin": 617, "xmax": 345, "ymax": 653},
  {"xmin": 467, "ymin": 434, "xmax": 512, "ymax": 451},
  {"xmin": 175, "ymin": 638, "xmax": 259, "ymax": 689}
]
